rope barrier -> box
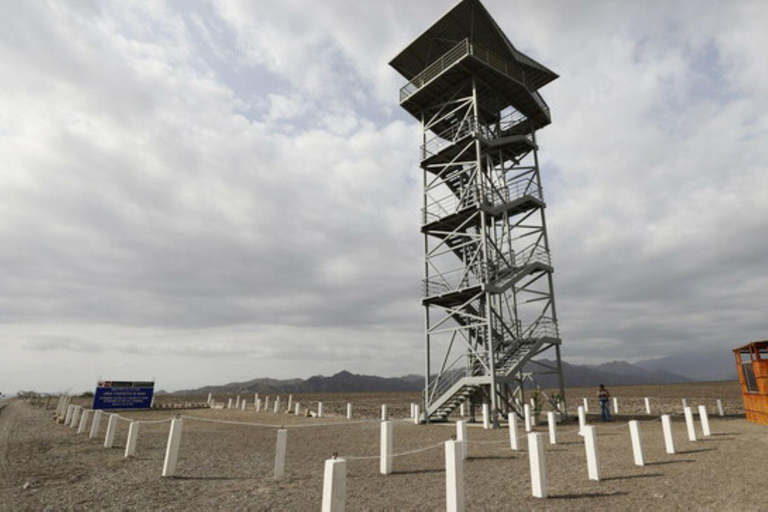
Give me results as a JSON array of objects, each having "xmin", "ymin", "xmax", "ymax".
[
  {"xmin": 180, "ymin": 415, "xmax": 381, "ymax": 429},
  {"xmin": 342, "ymin": 441, "xmax": 445, "ymax": 461},
  {"xmin": 112, "ymin": 414, "xmax": 174, "ymax": 425}
]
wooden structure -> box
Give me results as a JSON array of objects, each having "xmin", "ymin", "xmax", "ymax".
[{"xmin": 734, "ymin": 341, "xmax": 768, "ymax": 425}]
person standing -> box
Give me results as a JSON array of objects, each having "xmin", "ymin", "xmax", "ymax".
[{"xmin": 597, "ymin": 384, "xmax": 611, "ymax": 421}]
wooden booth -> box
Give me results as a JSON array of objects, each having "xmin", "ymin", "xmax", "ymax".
[{"xmin": 734, "ymin": 341, "xmax": 768, "ymax": 425}]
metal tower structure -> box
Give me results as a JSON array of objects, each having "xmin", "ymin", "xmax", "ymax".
[{"xmin": 390, "ymin": 0, "xmax": 565, "ymax": 425}]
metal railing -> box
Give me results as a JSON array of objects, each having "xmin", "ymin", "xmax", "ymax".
[
  {"xmin": 486, "ymin": 244, "xmax": 551, "ymax": 284},
  {"xmin": 400, "ymin": 40, "xmax": 470, "ymax": 102},
  {"xmin": 422, "ymin": 265, "xmax": 483, "ymax": 297},
  {"xmin": 420, "ymin": 109, "xmax": 531, "ymax": 161},
  {"xmin": 421, "ymin": 173, "xmax": 542, "ymax": 225},
  {"xmin": 421, "ymin": 117, "xmax": 487, "ymax": 160},
  {"xmin": 495, "ymin": 317, "xmax": 559, "ymax": 373},
  {"xmin": 400, "ymin": 38, "xmax": 552, "ymax": 126}
]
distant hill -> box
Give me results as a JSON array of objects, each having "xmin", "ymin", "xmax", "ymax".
[
  {"xmin": 517, "ymin": 359, "xmax": 691, "ymax": 389},
  {"xmin": 636, "ymin": 349, "xmax": 737, "ymax": 382},
  {"xmin": 174, "ymin": 359, "xmax": 695, "ymax": 395},
  {"xmin": 174, "ymin": 370, "xmax": 423, "ymax": 395}
]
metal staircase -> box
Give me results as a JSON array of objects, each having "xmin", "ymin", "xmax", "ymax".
[{"xmin": 391, "ymin": 0, "xmax": 566, "ymax": 425}]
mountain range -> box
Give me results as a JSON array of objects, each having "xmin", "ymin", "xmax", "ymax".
[{"xmin": 173, "ymin": 353, "xmax": 737, "ymax": 395}]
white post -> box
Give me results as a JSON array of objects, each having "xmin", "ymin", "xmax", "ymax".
[
  {"xmin": 661, "ymin": 415, "xmax": 675, "ymax": 454},
  {"xmin": 274, "ymin": 396, "xmax": 281, "ymax": 413},
  {"xmin": 90, "ymin": 410, "xmax": 103, "ymax": 439},
  {"xmin": 125, "ymin": 422, "xmax": 139, "ymax": 457},
  {"xmin": 413, "ymin": 405, "xmax": 420, "ymax": 425},
  {"xmin": 236, "ymin": 396, "xmax": 240, "ymax": 409},
  {"xmin": 71, "ymin": 406, "xmax": 83, "ymax": 429},
  {"xmin": 410, "ymin": 403, "xmax": 414, "ymax": 418},
  {"xmin": 207, "ymin": 393, "xmax": 212, "ymax": 405},
  {"xmin": 381, "ymin": 404, "xmax": 388, "ymax": 421},
  {"xmin": 317, "ymin": 402, "xmax": 323, "ymax": 418},
  {"xmin": 227, "ymin": 398, "xmax": 233, "ymax": 409},
  {"xmin": 274, "ymin": 429, "xmax": 288, "ymax": 479},
  {"xmin": 698, "ymin": 405, "xmax": 711, "ymax": 437},
  {"xmin": 577, "ymin": 406, "xmax": 586, "ymax": 435},
  {"xmin": 254, "ymin": 393, "xmax": 259, "ymax": 406},
  {"xmin": 445, "ymin": 440, "xmax": 465, "ymax": 512},
  {"xmin": 77, "ymin": 409, "xmax": 91, "ymax": 434},
  {"xmin": 321, "ymin": 458, "xmax": 347, "ymax": 512},
  {"xmin": 456, "ymin": 420, "xmax": 468, "ymax": 460},
  {"xmin": 482, "ymin": 403, "xmax": 490, "ymax": 429},
  {"xmin": 547, "ymin": 412, "xmax": 556, "ymax": 445},
  {"xmin": 644, "ymin": 397, "xmax": 651, "ymax": 415},
  {"xmin": 582, "ymin": 397, "xmax": 589, "ymax": 413},
  {"xmin": 264, "ymin": 396, "xmax": 269, "ymax": 411},
  {"xmin": 509, "ymin": 413, "xmax": 519, "ymax": 451},
  {"xmin": 287, "ymin": 395, "xmax": 293, "ymax": 413},
  {"xmin": 346, "ymin": 403, "xmax": 352, "ymax": 420},
  {"xmin": 65, "ymin": 404, "xmax": 74, "ymax": 425},
  {"xmin": 459, "ymin": 403, "xmax": 465, "ymax": 417},
  {"xmin": 241, "ymin": 400, "xmax": 246, "ymax": 411},
  {"xmin": 295, "ymin": 402, "xmax": 300, "ymax": 416},
  {"xmin": 684, "ymin": 406, "xmax": 697, "ymax": 442},
  {"xmin": 717, "ymin": 399, "xmax": 724, "ymax": 417},
  {"xmin": 380, "ymin": 421, "xmax": 393, "ymax": 475},
  {"xmin": 612, "ymin": 397, "xmax": 618, "ymax": 415},
  {"xmin": 104, "ymin": 414, "xmax": 118, "ymax": 448},
  {"xmin": 524, "ymin": 404, "xmax": 532, "ymax": 432},
  {"xmin": 682, "ymin": 398, "xmax": 687, "ymax": 411},
  {"xmin": 583, "ymin": 425, "xmax": 601, "ymax": 481},
  {"xmin": 528, "ymin": 432, "xmax": 547, "ymax": 498},
  {"xmin": 629, "ymin": 420, "xmax": 645, "ymax": 466},
  {"xmin": 162, "ymin": 418, "xmax": 184, "ymax": 477}
]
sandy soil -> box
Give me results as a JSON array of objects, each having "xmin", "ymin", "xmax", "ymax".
[{"xmin": 1, "ymin": 382, "xmax": 760, "ymax": 510}]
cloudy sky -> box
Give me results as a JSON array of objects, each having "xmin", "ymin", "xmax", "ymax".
[{"xmin": 1, "ymin": 0, "xmax": 767, "ymax": 394}]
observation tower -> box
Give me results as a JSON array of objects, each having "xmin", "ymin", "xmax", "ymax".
[{"xmin": 390, "ymin": 0, "xmax": 564, "ymax": 425}]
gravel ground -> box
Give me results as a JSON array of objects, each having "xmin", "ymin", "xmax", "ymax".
[{"xmin": 1, "ymin": 382, "xmax": 759, "ymax": 510}]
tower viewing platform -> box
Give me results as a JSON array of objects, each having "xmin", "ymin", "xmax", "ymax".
[{"xmin": 391, "ymin": 0, "xmax": 565, "ymax": 425}]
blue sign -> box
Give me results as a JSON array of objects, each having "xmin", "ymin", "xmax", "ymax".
[{"xmin": 92, "ymin": 381, "xmax": 154, "ymax": 410}]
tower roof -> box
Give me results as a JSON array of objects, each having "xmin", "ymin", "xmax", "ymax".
[{"xmin": 389, "ymin": 0, "xmax": 558, "ymax": 91}]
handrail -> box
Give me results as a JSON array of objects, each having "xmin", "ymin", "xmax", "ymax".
[
  {"xmin": 421, "ymin": 171, "xmax": 543, "ymax": 225},
  {"xmin": 400, "ymin": 39, "xmax": 470, "ymax": 102},
  {"xmin": 420, "ymin": 111, "xmax": 531, "ymax": 161},
  {"xmin": 400, "ymin": 39, "xmax": 551, "ymax": 125}
]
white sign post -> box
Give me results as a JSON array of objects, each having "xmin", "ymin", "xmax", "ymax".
[
  {"xmin": 583, "ymin": 425, "xmax": 601, "ymax": 481},
  {"xmin": 699, "ymin": 405, "xmax": 711, "ymax": 437},
  {"xmin": 90, "ymin": 410, "xmax": 103, "ymax": 439},
  {"xmin": 684, "ymin": 406, "xmax": 697, "ymax": 442},
  {"xmin": 274, "ymin": 429, "xmax": 288, "ymax": 479},
  {"xmin": 162, "ymin": 418, "xmax": 184, "ymax": 477},
  {"xmin": 321, "ymin": 458, "xmax": 346, "ymax": 512},
  {"xmin": 509, "ymin": 413, "xmax": 519, "ymax": 451},
  {"xmin": 380, "ymin": 421, "xmax": 393, "ymax": 475},
  {"xmin": 661, "ymin": 414, "xmax": 675, "ymax": 454},
  {"xmin": 629, "ymin": 420, "xmax": 645, "ymax": 466},
  {"xmin": 456, "ymin": 420, "xmax": 468, "ymax": 460},
  {"xmin": 445, "ymin": 440, "xmax": 465, "ymax": 511},
  {"xmin": 528, "ymin": 433, "xmax": 547, "ymax": 498}
]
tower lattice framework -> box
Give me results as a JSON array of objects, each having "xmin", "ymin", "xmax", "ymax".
[{"xmin": 390, "ymin": 0, "xmax": 565, "ymax": 425}]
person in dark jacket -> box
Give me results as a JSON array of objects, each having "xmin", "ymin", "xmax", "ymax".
[{"xmin": 597, "ymin": 384, "xmax": 611, "ymax": 421}]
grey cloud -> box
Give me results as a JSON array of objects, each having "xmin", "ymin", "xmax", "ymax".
[{"xmin": 1, "ymin": 0, "xmax": 768, "ymax": 393}]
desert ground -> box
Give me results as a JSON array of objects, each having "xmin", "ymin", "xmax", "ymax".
[{"xmin": 0, "ymin": 381, "xmax": 762, "ymax": 510}]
